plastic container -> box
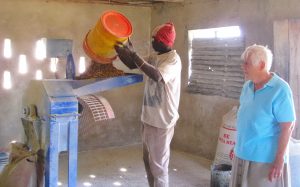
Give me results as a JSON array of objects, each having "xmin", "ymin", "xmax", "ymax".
[
  {"xmin": 66, "ymin": 52, "xmax": 76, "ymax": 79},
  {"xmin": 0, "ymin": 152, "xmax": 9, "ymax": 173},
  {"xmin": 289, "ymin": 138, "xmax": 300, "ymax": 187},
  {"xmin": 210, "ymin": 164, "xmax": 231, "ymax": 187},
  {"xmin": 83, "ymin": 10, "xmax": 132, "ymax": 64}
]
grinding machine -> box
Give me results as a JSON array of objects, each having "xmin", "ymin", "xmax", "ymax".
[{"xmin": 20, "ymin": 39, "xmax": 143, "ymax": 187}]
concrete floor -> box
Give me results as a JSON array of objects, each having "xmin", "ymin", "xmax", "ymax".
[{"xmin": 59, "ymin": 144, "xmax": 212, "ymax": 187}]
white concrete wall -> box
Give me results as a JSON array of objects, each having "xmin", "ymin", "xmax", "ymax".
[
  {"xmin": 151, "ymin": 0, "xmax": 300, "ymax": 160},
  {"xmin": 0, "ymin": 0, "xmax": 151, "ymax": 149}
]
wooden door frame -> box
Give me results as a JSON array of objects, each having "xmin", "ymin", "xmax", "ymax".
[{"xmin": 274, "ymin": 19, "xmax": 300, "ymax": 139}]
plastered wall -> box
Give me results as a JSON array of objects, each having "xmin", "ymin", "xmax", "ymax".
[
  {"xmin": 0, "ymin": 0, "xmax": 150, "ymax": 149},
  {"xmin": 1, "ymin": 0, "xmax": 300, "ymax": 161},
  {"xmin": 151, "ymin": 0, "xmax": 300, "ymax": 160}
]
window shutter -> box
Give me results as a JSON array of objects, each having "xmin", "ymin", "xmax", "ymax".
[{"xmin": 188, "ymin": 37, "xmax": 245, "ymax": 99}]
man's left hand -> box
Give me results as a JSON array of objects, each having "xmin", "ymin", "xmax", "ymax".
[{"xmin": 268, "ymin": 157, "xmax": 284, "ymax": 182}]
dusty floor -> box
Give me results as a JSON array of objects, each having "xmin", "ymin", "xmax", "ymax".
[{"xmin": 59, "ymin": 144, "xmax": 212, "ymax": 187}]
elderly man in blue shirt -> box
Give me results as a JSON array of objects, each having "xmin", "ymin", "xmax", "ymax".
[{"xmin": 230, "ymin": 44, "xmax": 296, "ymax": 187}]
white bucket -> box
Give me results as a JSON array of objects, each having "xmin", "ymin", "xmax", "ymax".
[{"xmin": 289, "ymin": 138, "xmax": 300, "ymax": 187}]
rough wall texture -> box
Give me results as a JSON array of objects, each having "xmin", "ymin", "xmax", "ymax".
[
  {"xmin": 0, "ymin": 0, "xmax": 150, "ymax": 149},
  {"xmin": 1, "ymin": 0, "xmax": 300, "ymax": 161},
  {"xmin": 151, "ymin": 0, "xmax": 300, "ymax": 160}
]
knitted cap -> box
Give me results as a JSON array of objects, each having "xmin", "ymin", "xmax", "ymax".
[{"xmin": 152, "ymin": 22, "xmax": 176, "ymax": 47}]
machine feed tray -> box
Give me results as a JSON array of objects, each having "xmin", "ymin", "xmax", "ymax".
[{"xmin": 72, "ymin": 73, "xmax": 143, "ymax": 96}]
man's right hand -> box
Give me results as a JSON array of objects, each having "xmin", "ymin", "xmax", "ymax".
[{"xmin": 114, "ymin": 40, "xmax": 137, "ymax": 69}]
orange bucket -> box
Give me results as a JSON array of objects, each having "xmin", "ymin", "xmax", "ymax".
[{"xmin": 83, "ymin": 10, "xmax": 132, "ymax": 64}]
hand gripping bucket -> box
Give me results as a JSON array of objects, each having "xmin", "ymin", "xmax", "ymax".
[{"xmin": 83, "ymin": 10, "xmax": 132, "ymax": 64}]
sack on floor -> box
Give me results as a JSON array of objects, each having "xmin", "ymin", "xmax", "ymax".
[
  {"xmin": 213, "ymin": 106, "xmax": 237, "ymax": 165},
  {"xmin": 0, "ymin": 143, "xmax": 38, "ymax": 187}
]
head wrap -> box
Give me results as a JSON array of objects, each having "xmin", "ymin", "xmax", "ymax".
[{"xmin": 152, "ymin": 22, "xmax": 176, "ymax": 47}]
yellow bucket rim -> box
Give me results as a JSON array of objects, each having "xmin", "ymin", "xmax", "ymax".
[{"xmin": 83, "ymin": 31, "xmax": 117, "ymax": 64}]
